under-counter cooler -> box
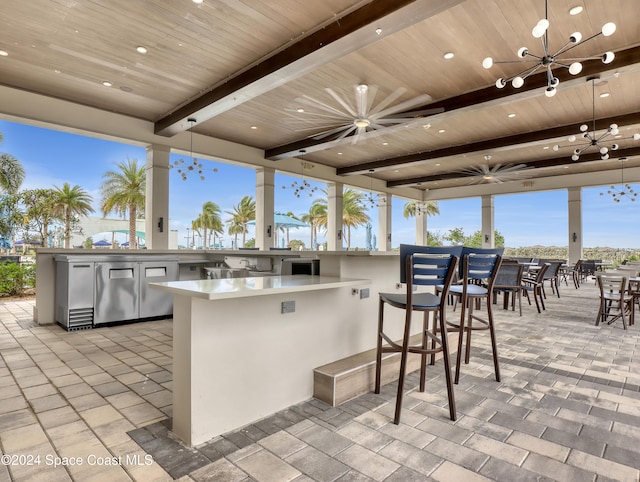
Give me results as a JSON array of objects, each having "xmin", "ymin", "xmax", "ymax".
[{"xmin": 55, "ymin": 255, "xmax": 178, "ymax": 330}]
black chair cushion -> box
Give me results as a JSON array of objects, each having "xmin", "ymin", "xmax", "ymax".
[{"xmin": 379, "ymin": 292, "xmax": 441, "ymax": 310}]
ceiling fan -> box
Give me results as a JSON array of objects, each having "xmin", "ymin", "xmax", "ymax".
[
  {"xmin": 462, "ymin": 163, "xmax": 534, "ymax": 184},
  {"xmin": 286, "ymin": 84, "xmax": 443, "ymax": 144}
]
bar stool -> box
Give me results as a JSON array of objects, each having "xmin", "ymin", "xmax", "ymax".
[
  {"xmin": 446, "ymin": 251, "xmax": 502, "ymax": 384},
  {"xmin": 375, "ymin": 245, "xmax": 461, "ymax": 425}
]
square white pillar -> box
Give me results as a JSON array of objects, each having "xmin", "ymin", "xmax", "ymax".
[
  {"xmin": 568, "ymin": 187, "xmax": 583, "ymax": 264},
  {"xmin": 328, "ymin": 182, "xmax": 343, "ymax": 251},
  {"xmin": 377, "ymin": 195, "xmax": 392, "ymax": 251},
  {"xmin": 256, "ymin": 168, "xmax": 275, "ymax": 250},
  {"xmin": 481, "ymin": 195, "xmax": 494, "ymax": 248},
  {"xmin": 145, "ymin": 145, "xmax": 171, "ymax": 249}
]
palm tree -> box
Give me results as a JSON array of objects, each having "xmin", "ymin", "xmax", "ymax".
[
  {"xmin": 342, "ymin": 188, "xmax": 370, "ymax": 248},
  {"xmin": 225, "ymin": 195, "xmax": 255, "ymax": 247},
  {"xmin": 100, "ymin": 158, "xmax": 145, "ymax": 249},
  {"xmin": 195, "ymin": 201, "xmax": 223, "ymax": 248},
  {"xmin": 52, "ymin": 183, "xmax": 95, "ymax": 248},
  {"xmin": 0, "ymin": 153, "xmax": 26, "ymax": 194},
  {"xmin": 403, "ymin": 200, "xmax": 440, "ymax": 218},
  {"xmin": 301, "ymin": 200, "xmax": 327, "ymax": 250}
]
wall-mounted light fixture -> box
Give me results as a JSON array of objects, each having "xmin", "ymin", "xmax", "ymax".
[
  {"xmin": 572, "ymin": 232, "xmax": 578, "ymax": 242},
  {"xmin": 387, "ymin": 233, "xmax": 392, "ymax": 242},
  {"xmin": 267, "ymin": 225, "xmax": 272, "ymax": 237},
  {"xmin": 157, "ymin": 217, "xmax": 164, "ymax": 233},
  {"xmin": 484, "ymin": 234, "xmax": 489, "ymax": 243},
  {"xmin": 337, "ymin": 229, "xmax": 343, "ymax": 241}
]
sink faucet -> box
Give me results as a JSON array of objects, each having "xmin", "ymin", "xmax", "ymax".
[{"xmin": 239, "ymin": 258, "xmax": 250, "ymax": 268}]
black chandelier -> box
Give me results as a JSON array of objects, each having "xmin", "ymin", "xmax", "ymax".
[
  {"xmin": 170, "ymin": 118, "xmax": 217, "ymax": 181},
  {"xmin": 600, "ymin": 158, "xmax": 637, "ymax": 203},
  {"xmin": 482, "ymin": 0, "xmax": 616, "ymax": 97},
  {"xmin": 282, "ymin": 150, "xmax": 318, "ymax": 198},
  {"xmin": 553, "ymin": 76, "xmax": 640, "ymax": 161},
  {"xmin": 359, "ymin": 170, "xmax": 386, "ymax": 208}
]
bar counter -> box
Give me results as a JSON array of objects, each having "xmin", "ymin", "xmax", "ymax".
[{"xmin": 150, "ymin": 275, "xmax": 371, "ymax": 446}]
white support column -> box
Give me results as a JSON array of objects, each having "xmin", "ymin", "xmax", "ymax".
[
  {"xmin": 377, "ymin": 195, "xmax": 392, "ymax": 251},
  {"xmin": 568, "ymin": 187, "xmax": 583, "ymax": 264},
  {"xmin": 481, "ymin": 195, "xmax": 495, "ymax": 248},
  {"xmin": 256, "ymin": 168, "xmax": 275, "ymax": 250},
  {"xmin": 145, "ymin": 145, "xmax": 170, "ymax": 249},
  {"xmin": 328, "ymin": 182, "xmax": 343, "ymax": 251},
  {"xmin": 415, "ymin": 201, "xmax": 427, "ymax": 246}
]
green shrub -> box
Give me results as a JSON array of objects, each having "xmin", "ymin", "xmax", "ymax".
[{"xmin": 0, "ymin": 262, "xmax": 36, "ymax": 297}]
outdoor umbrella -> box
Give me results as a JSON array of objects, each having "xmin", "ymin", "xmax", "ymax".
[
  {"xmin": 247, "ymin": 212, "xmax": 308, "ymax": 248},
  {"xmin": 93, "ymin": 239, "xmax": 112, "ymax": 247}
]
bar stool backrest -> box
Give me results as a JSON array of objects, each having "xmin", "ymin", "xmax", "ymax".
[
  {"xmin": 399, "ymin": 244, "xmax": 462, "ymax": 287},
  {"xmin": 459, "ymin": 247, "xmax": 504, "ymax": 279},
  {"xmin": 462, "ymin": 252, "xmax": 502, "ymax": 290}
]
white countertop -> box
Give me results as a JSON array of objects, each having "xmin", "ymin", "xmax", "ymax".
[{"xmin": 150, "ymin": 275, "xmax": 370, "ymax": 301}]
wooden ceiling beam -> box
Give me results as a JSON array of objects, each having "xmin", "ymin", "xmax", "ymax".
[
  {"xmin": 387, "ymin": 146, "xmax": 640, "ymax": 188},
  {"xmin": 336, "ymin": 111, "xmax": 640, "ymax": 176},
  {"xmin": 154, "ymin": 0, "xmax": 465, "ymax": 137},
  {"xmin": 267, "ymin": 45, "xmax": 640, "ymax": 161}
]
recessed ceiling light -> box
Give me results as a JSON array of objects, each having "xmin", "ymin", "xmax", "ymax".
[
  {"xmin": 484, "ymin": 155, "xmax": 492, "ymax": 161},
  {"xmin": 569, "ymin": 5, "xmax": 583, "ymax": 15},
  {"xmin": 438, "ymin": 129, "xmax": 445, "ymax": 133},
  {"xmin": 102, "ymin": 81, "xmax": 113, "ymax": 87},
  {"xmin": 296, "ymin": 108, "xmax": 304, "ymax": 113},
  {"xmin": 394, "ymin": 169, "xmax": 399, "ymax": 173},
  {"xmin": 337, "ymin": 152, "xmax": 343, "ymax": 155},
  {"xmin": 120, "ymin": 86, "xmax": 133, "ymax": 92},
  {"xmin": 382, "ymin": 142, "xmax": 389, "ymax": 146},
  {"xmin": 375, "ymin": 28, "xmax": 382, "ymax": 35},
  {"xmin": 600, "ymin": 92, "xmax": 610, "ymax": 98},
  {"xmin": 422, "ymin": 123, "xmax": 431, "ymax": 130},
  {"xmin": 0, "ymin": 50, "xmax": 8, "ymax": 57},
  {"xmin": 192, "ymin": 0, "xmax": 203, "ymax": 4},
  {"xmin": 508, "ymin": 113, "xmax": 516, "ymax": 118},
  {"xmin": 564, "ymin": 165, "xmax": 570, "ymax": 169},
  {"xmin": 543, "ymin": 146, "xmax": 549, "ymax": 149},
  {"xmin": 136, "ymin": 46, "xmax": 148, "ymax": 54},
  {"xmin": 250, "ymin": 126, "xmax": 257, "ymax": 130},
  {"xmin": 435, "ymin": 163, "xmax": 441, "ymax": 166},
  {"xmin": 443, "ymin": 52, "xmax": 454, "ymax": 60},
  {"xmin": 54, "ymin": 69, "xmax": 61, "ymax": 74}
]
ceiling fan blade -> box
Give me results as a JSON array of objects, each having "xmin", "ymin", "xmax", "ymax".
[
  {"xmin": 311, "ymin": 123, "xmax": 356, "ymax": 140},
  {"xmin": 351, "ymin": 126, "xmax": 368, "ymax": 144},
  {"xmin": 326, "ymin": 88, "xmax": 357, "ymax": 117},
  {"xmin": 373, "ymin": 94, "xmax": 433, "ymax": 119},
  {"xmin": 354, "ymin": 84, "xmax": 372, "ymax": 119},
  {"xmin": 368, "ymin": 87, "xmax": 406, "ymax": 116},
  {"xmin": 297, "ymin": 94, "xmax": 352, "ymax": 118}
]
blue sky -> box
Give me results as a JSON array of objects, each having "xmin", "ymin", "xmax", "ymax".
[{"xmin": 1, "ymin": 119, "xmax": 639, "ymax": 249}]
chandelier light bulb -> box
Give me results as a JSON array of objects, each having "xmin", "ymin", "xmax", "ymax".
[
  {"xmin": 602, "ymin": 22, "xmax": 616, "ymax": 36},
  {"xmin": 517, "ymin": 47, "xmax": 528, "ymax": 58},
  {"xmin": 600, "ymin": 146, "xmax": 608, "ymax": 155},
  {"xmin": 568, "ymin": 135, "xmax": 576, "ymax": 142},
  {"xmin": 532, "ymin": 19, "xmax": 549, "ymax": 38},
  {"xmin": 611, "ymin": 144, "xmax": 619, "ymax": 150},
  {"xmin": 553, "ymin": 144, "xmax": 559, "ymax": 151},
  {"xmin": 571, "ymin": 154, "xmax": 579, "ymax": 161},
  {"xmin": 602, "ymin": 52, "xmax": 615, "ymax": 64},
  {"xmin": 569, "ymin": 62, "xmax": 582, "ymax": 75},
  {"xmin": 573, "ymin": 148, "xmax": 580, "ymax": 155},
  {"xmin": 634, "ymin": 134, "xmax": 640, "ymax": 141},
  {"xmin": 544, "ymin": 86, "xmax": 556, "ymax": 97},
  {"xmin": 602, "ymin": 153, "xmax": 610, "ymax": 160},
  {"xmin": 512, "ymin": 76, "xmax": 524, "ymax": 88},
  {"xmin": 482, "ymin": 57, "xmax": 493, "ymax": 69},
  {"xmin": 569, "ymin": 32, "xmax": 582, "ymax": 43},
  {"xmin": 496, "ymin": 78, "xmax": 506, "ymax": 88},
  {"xmin": 580, "ymin": 124, "xmax": 588, "ymax": 132}
]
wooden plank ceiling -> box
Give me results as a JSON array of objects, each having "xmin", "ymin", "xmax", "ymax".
[{"xmin": 1, "ymin": 0, "xmax": 640, "ymax": 193}]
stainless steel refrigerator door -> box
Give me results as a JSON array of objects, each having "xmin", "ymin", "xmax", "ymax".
[
  {"xmin": 139, "ymin": 261, "xmax": 178, "ymax": 318},
  {"xmin": 94, "ymin": 262, "xmax": 139, "ymax": 324}
]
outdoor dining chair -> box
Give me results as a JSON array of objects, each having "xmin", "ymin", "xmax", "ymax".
[
  {"xmin": 541, "ymin": 260, "xmax": 563, "ymax": 298},
  {"xmin": 596, "ymin": 274, "xmax": 633, "ymax": 330},
  {"xmin": 492, "ymin": 261, "xmax": 525, "ymax": 316},
  {"xmin": 522, "ymin": 263, "xmax": 550, "ymax": 313},
  {"xmin": 375, "ymin": 245, "xmax": 461, "ymax": 424}
]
